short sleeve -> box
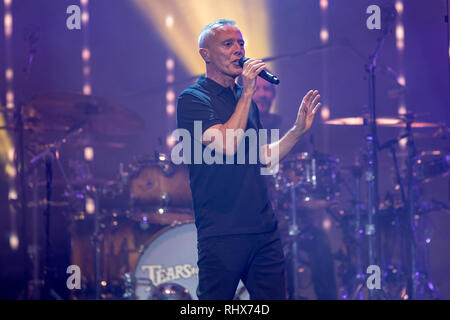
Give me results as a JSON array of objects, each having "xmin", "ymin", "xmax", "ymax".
[{"xmin": 176, "ymin": 92, "xmax": 223, "ymax": 136}]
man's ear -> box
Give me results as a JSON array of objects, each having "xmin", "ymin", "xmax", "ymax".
[{"xmin": 199, "ymin": 48, "xmax": 210, "ymax": 63}]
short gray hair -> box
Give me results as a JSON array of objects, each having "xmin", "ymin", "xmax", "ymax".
[{"xmin": 198, "ymin": 19, "xmax": 237, "ymax": 48}]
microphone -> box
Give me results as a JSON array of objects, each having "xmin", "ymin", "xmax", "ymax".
[{"xmin": 238, "ymin": 57, "xmax": 280, "ymax": 85}]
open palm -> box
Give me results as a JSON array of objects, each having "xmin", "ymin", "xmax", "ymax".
[{"xmin": 295, "ymin": 90, "xmax": 321, "ymax": 135}]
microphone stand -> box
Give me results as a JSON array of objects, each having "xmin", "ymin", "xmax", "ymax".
[
  {"xmin": 364, "ymin": 25, "xmax": 393, "ymax": 299},
  {"xmin": 16, "ymin": 27, "xmax": 39, "ymax": 299}
]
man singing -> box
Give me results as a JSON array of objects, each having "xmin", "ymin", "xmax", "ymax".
[{"xmin": 176, "ymin": 19, "xmax": 321, "ymax": 300}]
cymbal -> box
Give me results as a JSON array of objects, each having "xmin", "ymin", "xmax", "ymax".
[
  {"xmin": 37, "ymin": 177, "xmax": 114, "ymax": 188},
  {"xmin": 129, "ymin": 209, "xmax": 193, "ymax": 225},
  {"xmin": 323, "ymin": 116, "xmax": 439, "ymax": 128},
  {"xmin": 68, "ymin": 138, "xmax": 126, "ymax": 149},
  {"xmin": 27, "ymin": 199, "xmax": 69, "ymax": 208},
  {"xmin": 25, "ymin": 92, "xmax": 145, "ymax": 137},
  {"xmin": 0, "ymin": 125, "xmax": 15, "ymax": 131},
  {"xmin": 0, "ymin": 106, "xmax": 14, "ymax": 114}
]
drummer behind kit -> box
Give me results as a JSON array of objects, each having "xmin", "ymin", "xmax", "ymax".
[{"xmin": 4, "ymin": 90, "xmax": 447, "ymax": 300}]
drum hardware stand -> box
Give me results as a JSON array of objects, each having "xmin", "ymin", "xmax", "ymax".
[
  {"xmin": 430, "ymin": 199, "xmax": 450, "ymax": 212},
  {"xmin": 379, "ymin": 135, "xmax": 407, "ymax": 272},
  {"xmin": 28, "ymin": 167, "xmax": 42, "ymax": 299},
  {"xmin": 378, "ymin": 135, "xmax": 409, "ymax": 299},
  {"xmin": 287, "ymin": 183, "xmax": 300, "ymax": 299},
  {"xmin": 363, "ymin": 10, "xmax": 396, "ymax": 297},
  {"xmin": 349, "ymin": 163, "xmax": 365, "ymax": 300},
  {"xmin": 362, "ymin": 122, "xmax": 378, "ymax": 300},
  {"xmin": 399, "ymin": 115, "xmax": 440, "ymax": 299},
  {"xmin": 92, "ymin": 191, "xmax": 102, "ymax": 300},
  {"xmin": 10, "ymin": 26, "xmax": 40, "ymax": 299},
  {"xmin": 27, "ymin": 148, "xmax": 62, "ymax": 299},
  {"xmin": 377, "ymin": 122, "xmax": 441, "ymax": 300},
  {"xmin": 72, "ymin": 138, "xmax": 103, "ymax": 299},
  {"xmin": 122, "ymin": 273, "xmax": 136, "ymax": 300},
  {"xmin": 122, "ymin": 274, "xmax": 161, "ymax": 300},
  {"xmin": 404, "ymin": 118, "xmax": 418, "ymax": 300},
  {"xmin": 26, "ymin": 128, "xmax": 82, "ymax": 299},
  {"xmin": 385, "ymin": 117, "xmax": 441, "ymax": 300},
  {"xmin": 379, "ymin": 134, "xmax": 408, "ymax": 207}
]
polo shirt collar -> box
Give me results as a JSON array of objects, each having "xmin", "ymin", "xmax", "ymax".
[{"xmin": 198, "ymin": 75, "xmax": 242, "ymax": 97}]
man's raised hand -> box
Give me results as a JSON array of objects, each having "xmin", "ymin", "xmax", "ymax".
[{"xmin": 294, "ymin": 89, "xmax": 321, "ymax": 135}]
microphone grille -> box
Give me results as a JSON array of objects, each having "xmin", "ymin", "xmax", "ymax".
[{"xmin": 238, "ymin": 57, "xmax": 249, "ymax": 67}]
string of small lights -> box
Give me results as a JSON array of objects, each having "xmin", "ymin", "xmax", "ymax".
[{"xmin": 3, "ymin": 0, "xmax": 19, "ymax": 251}]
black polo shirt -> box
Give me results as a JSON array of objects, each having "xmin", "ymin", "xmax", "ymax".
[{"xmin": 176, "ymin": 75, "xmax": 277, "ymax": 241}]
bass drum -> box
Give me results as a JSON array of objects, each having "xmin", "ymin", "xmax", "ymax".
[{"xmin": 134, "ymin": 222, "xmax": 248, "ymax": 300}]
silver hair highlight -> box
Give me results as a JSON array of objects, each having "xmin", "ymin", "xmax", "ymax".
[{"xmin": 198, "ymin": 19, "xmax": 237, "ymax": 48}]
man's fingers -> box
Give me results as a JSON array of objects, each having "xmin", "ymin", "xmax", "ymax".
[
  {"xmin": 301, "ymin": 91, "xmax": 312, "ymax": 109},
  {"xmin": 254, "ymin": 64, "xmax": 266, "ymax": 74},
  {"xmin": 243, "ymin": 59, "xmax": 265, "ymax": 76},
  {"xmin": 243, "ymin": 58, "xmax": 257, "ymax": 66},
  {"xmin": 250, "ymin": 61, "xmax": 265, "ymax": 72},
  {"xmin": 303, "ymin": 90, "xmax": 315, "ymax": 105},
  {"xmin": 308, "ymin": 90, "xmax": 319, "ymax": 104},
  {"xmin": 304, "ymin": 90, "xmax": 320, "ymax": 108},
  {"xmin": 312, "ymin": 102, "xmax": 321, "ymax": 114},
  {"xmin": 311, "ymin": 94, "xmax": 320, "ymax": 110},
  {"xmin": 244, "ymin": 59, "xmax": 262, "ymax": 68}
]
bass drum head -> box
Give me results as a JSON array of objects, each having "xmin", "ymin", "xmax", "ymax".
[
  {"xmin": 134, "ymin": 222, "xmax": 199, "ymax": 299},
  {"xmin": 134, "ymin": 222, "xmax": 248, "ymax": 300}
]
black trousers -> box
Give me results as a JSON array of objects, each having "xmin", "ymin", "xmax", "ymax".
[{"xmin": 196, "ymin": 227, "xmax": 286, "ymax": 300}]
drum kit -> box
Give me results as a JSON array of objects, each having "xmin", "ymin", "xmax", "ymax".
[{"xmin": 2, "ymin": 90, "xmax": 449, "ymax": 300}]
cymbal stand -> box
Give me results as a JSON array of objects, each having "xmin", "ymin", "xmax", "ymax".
[
  {"xmin": 413, "ymin": 204, "xmax": 441, "ymax": 299},
  {"xmin": 363, "ymin": 14, "xmax": 396, "ymax": 297},
  {"xmin": 379, "ymin": 135, "xmax": 407, "ymax": 207},
  {"xmin": 30, "ymin": 128, "xmax": 83, "ymax": 189},
  {"xmin": 14, "ymin": 26, "xmax": 40, "ymax": 299},
  {"xmin": 10, "ymin": 101, "xmax": 32, "ymax": 299},
  {"xmin": 351, "ymin": 163, "xmax": 364, "ymax": 299},
  {"xmin": 28, "ymin": 167, "xmax": 42, "ymax": 299},
  {"xmin": 26, "ymin": 146, "xmax": 62, "ymax": 299},
  {"xmin": 287, "ymin": 183, "xmax": 300, "ymax": 299},
  {"xmin": 92, "ymin": 190, "xmax": 101, "ymax": 300},
  {"xmin": 404, "ymin": 120, "xmax": 417, "ymax": 299},
  {"xmin": 28, "ymin": 128, "xmax": 82, "ymax": 299},
  {"xmin": 363, "ymin": 118, "xmax": 378, "ymax": 300},
  {"xmin": 401, "ymin": 116, "xmax": 437, "ymax": 299}
]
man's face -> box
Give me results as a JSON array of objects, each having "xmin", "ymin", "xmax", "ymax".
[
  {"xmin": 253, "ymin": 77, "xmax": 275, "ymax": 114},
  {"xmin": 204, "ymin": 25, "xmax": 245, "ymax": 78}
]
